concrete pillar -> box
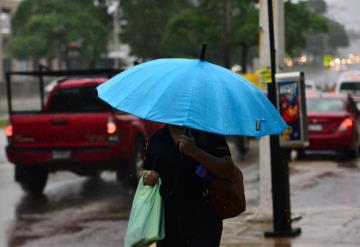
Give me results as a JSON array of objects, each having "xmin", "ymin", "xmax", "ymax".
[
  {"xmin": 0, "ymin": 32, "xmax": 3, "ymax": 82},
  {"xmin": 0, "ymin": 0, "xmax": 22, "ymax": 81},
  {"xmin": 248, "ymin": 0, "xmax": 284, "ymax": 222}
]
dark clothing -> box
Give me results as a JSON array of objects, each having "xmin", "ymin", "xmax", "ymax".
[{"xmin": 143, "ymin": 126, "xmax": 231, "ymax": 247}]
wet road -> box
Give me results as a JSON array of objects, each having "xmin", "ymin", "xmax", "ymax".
[
  {"xmin": 0, "ymin": 162, "xmax": 133, "ymax": 247},
  {"xmin": 0, "ymin": 133, "xmax": 259, "ymax": 247},
  {"xmin": 0, "ymin": 130, "xmax": 133, "ymax": 247},
  {"xmin": 1, "ymin": 129, "xmax": 360, "ymax": 246}
]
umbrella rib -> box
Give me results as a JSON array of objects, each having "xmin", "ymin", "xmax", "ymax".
[
  {"xmin": 99, "ymin": 59, "xmax": 190, "ymax": 106},
  {"xmin": 202, "ymin": 63, "xmax": 228, "ymax": 133},
  {"xmin": 142, "ymin": 64, "xmax": 191, "ymax": 120},
  {"xmin": 98, "ymin": 58, "xmax": 287, "ymax": 136},
  {"xmin": 183, "ymin": 61, "xmax": 204, "ymax": 128}
]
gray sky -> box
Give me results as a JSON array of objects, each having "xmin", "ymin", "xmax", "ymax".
[
  {"xmin": 325, "ymin": 0, "xmax": 360, "ymax": 32},
  {"xmin": 324, "ymin": 0, "xmax": 360, "ymax": 55}
]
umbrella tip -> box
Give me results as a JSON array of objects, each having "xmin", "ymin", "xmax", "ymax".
[{"xmin": 199, "ymin": 43, "xmax": 207, "ymax": 61}]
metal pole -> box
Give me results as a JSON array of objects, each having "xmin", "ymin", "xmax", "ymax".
[
  {"xmin": 5, "ymin": 72, "xmax": 12, "ymax": 114},
  {"xmin": 264, "ymin": 0, "xmax": 301, "ymax": 237},
  {"xmin": 221, "ymin": 0, "xmax": 230, "ymax": 68},
  {"xmin": 38, "ymin": 65, "xmax": 45, "ymax": 111}
]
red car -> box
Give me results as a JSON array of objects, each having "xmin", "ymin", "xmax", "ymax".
[
  {"xmin": 5, "ymin": 78, "xmax": 163, "ymax": 194},
  {"xmin": 299, "ymin": 93, "xmax": 360, "ymax": 158}
]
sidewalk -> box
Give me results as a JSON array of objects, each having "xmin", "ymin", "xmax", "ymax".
[{"xmin": 220, "ymin": 156, "xmax": 360, "ymax": 247}]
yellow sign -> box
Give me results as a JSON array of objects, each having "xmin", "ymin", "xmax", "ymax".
[
  {"xmin": 258, "ymin": 69, "xmax": 272, "ymax": 84},
  {"xmin": 240, "ymin": 72, "xmax": 265, "ymax": 91}
]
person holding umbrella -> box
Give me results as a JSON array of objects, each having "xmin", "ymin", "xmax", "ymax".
[
  {"xmin": 142, "ymin": 123, "xmax": 234, "ymax": 246},
  {"xmin": 97, "ymin": 44, "xmax": 287, "ymax": 247}
]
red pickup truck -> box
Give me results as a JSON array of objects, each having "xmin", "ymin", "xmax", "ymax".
[{"xmin": 5, "ymin": 77, "xmax": 162, "ymax": 195}]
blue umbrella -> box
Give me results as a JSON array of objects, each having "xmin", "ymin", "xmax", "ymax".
[{"xmin": 97, "ymin": 46, "xmax": 287, "ymax": 137}]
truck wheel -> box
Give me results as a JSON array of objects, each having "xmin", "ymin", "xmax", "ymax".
[
  {"xmin": 117, "ymin": 137, "xmax": 145, "ymax": 190},
  {"xmin": 15, "ymin": 165, "xmax": 48, "ymax": 196}
]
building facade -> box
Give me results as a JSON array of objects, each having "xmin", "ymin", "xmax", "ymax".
[{"xmin": 0, "ymin": 0, "xmax": 21, "ymax": 82}]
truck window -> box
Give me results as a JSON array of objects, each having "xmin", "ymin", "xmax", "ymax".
[{"xmin": 47, "ymin": 86, "xmax": 113, "ymax": 113}]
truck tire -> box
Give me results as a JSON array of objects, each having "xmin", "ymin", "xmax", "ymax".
[
  {"xmin": 15, "ymin": 165, "xmax": 48, "ymax": 196},
  {"xmin": 117, "ymin": 137, "xmax": 145, "ymax": 190}
]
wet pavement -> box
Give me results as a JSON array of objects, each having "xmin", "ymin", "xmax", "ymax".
[
  {"xmin": 1, "ymin": 131, "xmax": 360, "ymax": 246},
  {"xmin": 0, "ymin": 166, "xmax": 133, "ymax": 247},
  {"xmin": 221, "ymin": 157, "xmax": 360, "ymax": 247}
]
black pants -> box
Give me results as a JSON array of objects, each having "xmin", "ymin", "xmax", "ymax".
[{"xmin": 157, "ymin": 197, "xmax": 223, "ymax": 247}]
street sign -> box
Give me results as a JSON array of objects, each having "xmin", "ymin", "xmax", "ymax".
[{"xmin": 259, "ymin": 68, "xmax": 272, "ymax": 84}]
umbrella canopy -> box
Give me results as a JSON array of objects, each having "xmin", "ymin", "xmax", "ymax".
[{"xmin": 97, "ymin": 58, "xmax": 287, "ymax": 137}]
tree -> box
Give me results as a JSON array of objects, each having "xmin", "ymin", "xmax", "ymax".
[
  {"xmin": 290, "ymin": 0, "xmax": 349, "ymax": 58},
  {"xmin": 7, "ymin": 0, "xmax": 112, "ymax": 68},
  {"xmin": 326, "ymin": 19, "xmax": 349, "ymax": 51},
  {"xmin": 120, "ymin": 0, "xmax": 190, "ymax": 60},
  {"xmin": 120, "ymin": 0, "xmax": 258, "ymax": 70},
  {"xmin": 285, "ymin": 1, "xmax": 328, "ymax": 56},
  {"xmin": 305, "ymin": 0, "xmax": 327, "ymax": 14},
  {"xmin": 120, "ymin": 0, "xmax": 345, "ymax": 69}
]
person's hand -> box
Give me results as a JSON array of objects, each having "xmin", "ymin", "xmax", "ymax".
[
  {"xmin": 178, "ymin": 134, "xmax": 199, "ymax": 157},
  {"xmin": 143, "ymin": 170, "xmax": 159, "ymax": 186}
]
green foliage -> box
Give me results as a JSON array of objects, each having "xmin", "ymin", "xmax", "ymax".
[
  {"xmin": 285, "ymin": 0, "xmax": 349, "ymax": 56},
  {"xmin": 120, "ymin": 0, "xmax": 258, "ymax": 66},
  {"xmin": 285, "ymin": 1, "xmax": 328, "ymax": 56},
  {"xmin": 327, "ymin": 20, "xmax": 349, "ymax": 49},
  {"xmin": 120, "ymin": 0, "xmax": 189, "ymax": 59},
  {"xmin": 7, "ymin": 0, "xmax": 112, "ymax": 68},
  {"xmin": 120, "ymin": 0, "xmax": 347, "ymax": 65},
  {"xmin": 161, "ymin": 1, "xmax": 224, "ymax": 60},
  {"xmin": 305, "ymin": 0, "xmax": 327, "ymax": 13}
]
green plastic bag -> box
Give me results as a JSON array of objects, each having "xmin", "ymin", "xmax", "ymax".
[{"xmin": 124, "ymin": 177, "xmax": 165, "ymax": 247}]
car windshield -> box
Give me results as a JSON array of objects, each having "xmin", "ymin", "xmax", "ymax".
[
  {"xmin": 339, "ymin": 82, "xmax": 360, "ymax": 94},
  {"xmin": 307, "ymin": 98, "xmax": 345, "ymax": 112},
  {"xmin": 47, "ymin": 86, "xmax": 113, "ymax": 113}
]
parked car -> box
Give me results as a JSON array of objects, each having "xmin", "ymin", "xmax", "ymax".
[
  {"xmin": 298, "ymin": 93, "xmax": 360, "ymax": 158},
  {"xmin": 5, "ymin": 77, "xmax": 163, "ymax": 195}
]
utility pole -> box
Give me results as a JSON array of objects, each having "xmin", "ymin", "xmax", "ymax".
[
  {"xmin": 221, "ymin": 0, "xmax": 230, "ymax": 68},
  {"xmin": 264, "ymin": 0, "xmax": 301, "ymax": 237},
  {"xmin": 248, "ymin": 0, "xmax": 279, "ymax": 222},
  {"xmin": 0, "ymin": 30, "xmax": 3, "ymax": 82},
  {"xmin": 250, "ymin": 3, "xmax": 300, "ymax": 238}
]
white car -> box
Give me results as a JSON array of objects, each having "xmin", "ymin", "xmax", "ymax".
[{"xmin": 335, "ymin": 71, "xmax": 360, "ymax": 95}]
